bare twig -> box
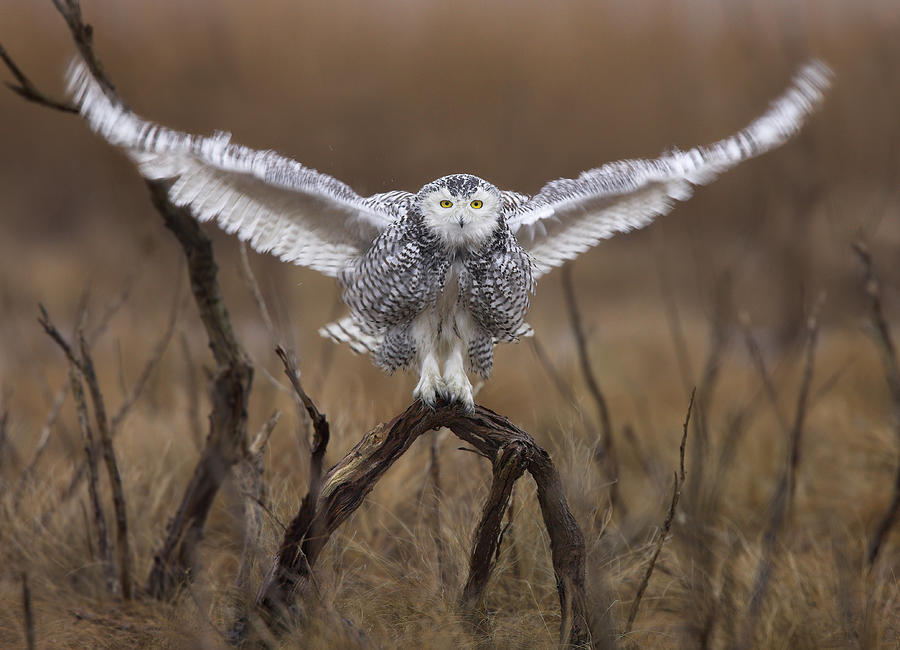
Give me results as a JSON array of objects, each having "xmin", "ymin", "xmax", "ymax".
[
  {"xmin": 655, "ymin": 243, "xmax": 695, "ymax": 394},
  {"xmin": 89, "ymin": 274, "xmax": 136, "ymax": 344},
  {"xmin": 686, "ymin": 274, "xmax": 731, "ymax": 511},
  {"xmin": 275, "ymin": 346, "xmax": 329, "ymax": 453},
  {"xmin": 69, "ymin": 363, "xmax": 116, "ymax": 594},
  {"xmin": 853, "ymin": 241, "xmax": 900, "ymax": 567},
  {"xmin": 786, "ymin": 294, "xmax": 824, "ymax": 512},
  {"xmin": 235, "ymin": 409, "xmax": 282, "ymax": 600},
  {"xmin": 38, "ymin": 304, "xmax": 81, "ymax": 370},
  {"xmin": 530, "ymin": 337, "xmax": 579, "ymax": 406},
  {"xmin": 0, "ymin": 42, "xmax": 78, "ymax": 113},
  {"xmin": 624, "ymin": 388, "xmax": 694, "ymax": 637},
  {"xmin": 40, "ymin": 305, "xmax": 116, "ymax": 594},
  {"xmin": 239, "ymin": 242, "xmax": 278, "ymax": 342},
  {"xmin": 22, "ymin": 279, "xmax": 134, "ymax": 507},
  {"xmin": 109, "ymin": 287, "xmax": 180, "ymax": 434},
  {"xmin": 738, "ymin": 312, "xmax": 791, "ymax": 436},
  {"xmin": 77, "ymin": 330, "xmax": 132, "ymax": 600},
  {"xmin": 561, "ymin": 265, "xmax": 621, "ymax": 515},
  {"xmin": 21, "ymin": 572, "xmax": 35, "ymax": 650},
  {"xmin": 14, "ymin": 385, "xmax": 67, "ymax": 506},
  {"xmin": 50, "ymin": 0, "xmax": 118, "ymax": 98},
  {"xmin": 739, "ymin": 297, "xmax": 822, "ymax": 648}
]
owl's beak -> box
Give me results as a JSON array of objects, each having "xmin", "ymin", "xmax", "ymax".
[{"xmin": 457, "ymin": 217, "xmax": 465, "ymax": 228}]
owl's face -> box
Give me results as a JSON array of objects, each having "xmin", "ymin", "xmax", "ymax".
[{"xmin": 417, "ymin": 174, "xmax": 501, "ymax": 250}]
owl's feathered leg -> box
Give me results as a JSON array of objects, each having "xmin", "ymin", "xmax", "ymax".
[
  {"xmin": 413, "ymin": 352, "xmax": 442, "ymax": 407},
  {"xmin": 441, "ymin": 341, "xmax": 475, "ymax": 412}
]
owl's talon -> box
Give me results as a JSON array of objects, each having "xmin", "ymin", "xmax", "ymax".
[
  {"xmin": 413, "ymin": 371, "xmax": 441, "ymax": 408},
  {"xmin": 440, "ymin": 372, "xmax": 475, "ymax": 413}
]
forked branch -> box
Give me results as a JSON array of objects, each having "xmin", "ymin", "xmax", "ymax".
[{"xmin": 257, "ymin": 401, "xmax": 592, "ymax": 647}]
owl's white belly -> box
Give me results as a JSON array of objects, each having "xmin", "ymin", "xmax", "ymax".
[{"xmin": 410, "ymin": 261, "xmax": 477, "ymax": 409}]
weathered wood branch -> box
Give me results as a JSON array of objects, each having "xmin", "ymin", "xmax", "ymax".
[
  {"xmin": 141, "ymin": 140, "xmax": 254, "ymax": 603},
  {"xmin": 460, "ymin": 440, "xmax": 528, "ymax": 614},
  {"xmin": 257, "ymin": 401, "xmax": 592, "ymax": 647}
]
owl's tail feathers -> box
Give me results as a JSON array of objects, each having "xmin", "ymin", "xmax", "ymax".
[{"xmin": 318, "ymin": 316, "xmax": 381, "ymax": 356}]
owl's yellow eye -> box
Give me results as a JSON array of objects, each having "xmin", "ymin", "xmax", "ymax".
[
  {"xmin": 470, "ymin": 200, "xmax": 483, "ymax": 209},
  {"xmin": 440, "ymin": 200, "xmax": 453, "ymax": 208}
]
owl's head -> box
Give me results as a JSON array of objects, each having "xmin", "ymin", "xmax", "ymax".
[{"xmin": 416, "ymin": 174, "xmax": 501, "ymax": 250}]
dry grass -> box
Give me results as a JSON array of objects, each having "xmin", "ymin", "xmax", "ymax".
[{"xmin": 1, "ymin": 0, "xmax": 899, "ymax": 647}]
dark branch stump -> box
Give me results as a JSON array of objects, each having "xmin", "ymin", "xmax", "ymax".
[{"xmin": 256, "ymin": 402, "xmax": 592, "ymax": 648}]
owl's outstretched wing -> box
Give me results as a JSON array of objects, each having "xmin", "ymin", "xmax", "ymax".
[
  {"xmin": 505, "ymin": 61, "xmax": 832, "ymax": 279},
  {"xmin": 66, "ymin": 59, "xmax": 412, "ymax": 278}
]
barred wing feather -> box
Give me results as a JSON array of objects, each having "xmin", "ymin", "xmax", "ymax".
[
  {"xmin": 506, "ymin": 61, "xmax": 832, "ymax": 278},
  {"xmin": 66, "ymin": 59, "xmax": 411, "ymax": 278}
]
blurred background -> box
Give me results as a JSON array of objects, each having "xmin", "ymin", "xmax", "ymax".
[{"xmin": 0, "ymin": 1, "xmax": 898, "ymax": 645}]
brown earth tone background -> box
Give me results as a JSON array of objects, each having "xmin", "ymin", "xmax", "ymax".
[{"xmin": 1, "ymin": 0, "xmax": 898, "ymax": 647}]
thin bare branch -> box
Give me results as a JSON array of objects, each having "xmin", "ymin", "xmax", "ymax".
[
  {"xmin": 655, "ymin": 242, "xmax": 695, "ymax": 394},
  {"xmin": 561, "ymin": 265, "xmax": 621, "ymax": 516},
  {"xmin": 530, "ymin": 337, "xmax": 579, "ymax": 406},
  {"xmin": 239, "ymin": 242, "xmax": 278, "ymax": 342},
  {"xmin": 738, "ymin": 311, "xmax": 791, "ymax": 436},
  {"xmin": 739, "ymin": 297, "xmax": 822, "ymax": 648},
  {"xmin": 786, "ymin": 294, "xmax": 824, "ymax": 512},
  {"xmin": 275, "ymin": 346, "xmax": 329, "ymax": 452},
  {"xmin": 40, "ymin": 305, "xmax": 115, "ymax": 596},
  {"xmin": 109, "ymin": 289, "xmax": 180, "ymax": 434},
  {"xmin": 624, "ymin": 387, "xmax": 694, "ymax": 637},
  {"xmin": 38, "ymin": 304, "xmax": 82, "ymax": 371},
  {"xmin": 14, "ymin": 385, "xmax": 67, "ymax": 508},
  {"xmin": 853, "ymin": 241, "xmax": 900, "ymax": 567},
  {"xmin": 77, "ymin": 330, "xmax": 132, "ymax": 600},
  {"xmin": 68, "ymin": 363, "xmax": 116, "ymax": 594},
  {"xmin": 0, "ymin": 42, "xmax": 78, "ymax": 113}
]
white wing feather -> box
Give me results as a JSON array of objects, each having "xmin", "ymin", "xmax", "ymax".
[
  {"xmin": 66, "ymin": 59, "xmax": 412, "ymax": 277},
  {"xmin": 506, "ymin": 61, "xmax": 832, "ymax": 278}
]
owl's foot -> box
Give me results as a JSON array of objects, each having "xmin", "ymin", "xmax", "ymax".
[
  {"xmin": 440, "ymin": 368, "xmax": 475, "ymax": 413},
  {"xmin": 414, "ymin": 368, "xmax": 442, "ymax": 408}
]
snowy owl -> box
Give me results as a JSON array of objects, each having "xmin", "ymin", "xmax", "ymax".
[{"xmin": 66, "ymin": 60, "xmax": 831, "ymax": 410}]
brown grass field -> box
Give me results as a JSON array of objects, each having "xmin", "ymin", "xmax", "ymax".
[{"xmin": 1, "ymin": 0, "xmax": 899, "ymax": 647}]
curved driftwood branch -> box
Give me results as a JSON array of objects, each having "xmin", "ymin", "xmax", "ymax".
[{"xmin": 257, "ymin": 402, "xmax": 591, "ymax": 647}]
